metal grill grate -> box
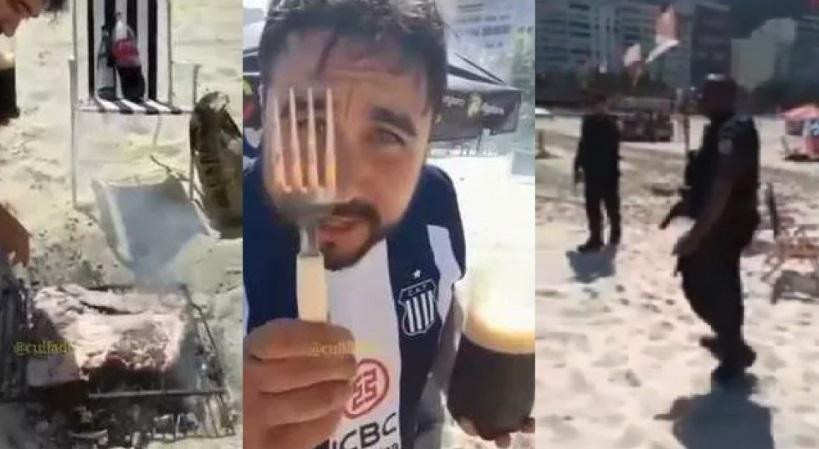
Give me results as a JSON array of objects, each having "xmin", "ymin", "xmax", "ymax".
[
  {"xmin": 0, "ymin": 277, "xmax": 236, "ymax": 447},
  {"xmin": 0, "ymin": 268, "xmax": 31, "ymax": 404}
]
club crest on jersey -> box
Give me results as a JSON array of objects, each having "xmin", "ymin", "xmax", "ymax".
[{"xmin": 398, "ymin": 279, "xmax": 438, "ymax": 336}]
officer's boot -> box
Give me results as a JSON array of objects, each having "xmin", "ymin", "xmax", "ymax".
[
  {"xmin": 582, "ymin": 187, "xmax": 604, "ymax": 253},
  {"xmin": 577, "ymin": 237, "xmax": 604, "ymax": 253},
  {"xmin": 711, "ymin": 334, "xmax": 756, "ymax": 384},
  {"xmin": 609, "ymin": 227, "xmax": 621, "ymax": 247}
]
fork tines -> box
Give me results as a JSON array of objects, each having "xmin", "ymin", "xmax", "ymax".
[{"xmin": 266, "ymin": 87, "xmax": 336, "ymax": 202}]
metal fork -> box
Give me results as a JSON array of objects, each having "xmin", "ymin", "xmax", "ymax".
[{"xmin": 265, "ymin": 87, "xmax": 337, "ymax": 322}]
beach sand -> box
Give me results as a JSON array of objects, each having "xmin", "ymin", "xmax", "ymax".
[
  {"xmin": 535, "ymin": 116, "xmax": 819, "ymax": 449},
  {"xmin": 0, "ymin": 1, "xmax": 243, "ymax": 447}
]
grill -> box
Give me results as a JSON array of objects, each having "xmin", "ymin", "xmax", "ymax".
[
  {"xmin": 0, "ymin": 268, "xmax": 31, "ymax": 403},
  {"xmin": 0, "ymin": 271, "xmax": 236, "ymax": 448}
]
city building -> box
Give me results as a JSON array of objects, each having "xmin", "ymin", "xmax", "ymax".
[
  {"xmin": 536, "ymin": 0, "xmax": 675, "ymax": 81},
  {"xmin": 536, "ymin": 0, "xmax": 624, "ymax": 74},
  {"xmin": 536, "ymin": 0, "xmax": 741, "ymax": 90},
  {"xmin": 652, "ymin": 0, "xmax": 694, "ymax": 90},
  {"xmin": 535, "ymin": 0, "xmax": 616, "ymax": 72},
  {"xmin": 534, "ymin": 1, "xmax": 567, "ymax": 74},
  {"xmin": 452, "ymin": 0, "xmax": 534, "ymax": 80},
  {"xmin": 788, "ymin": 14, "xmax": 819, "ymax": 86},
  {"xmin": 453, "ymin": 0, "xmax": 520, "ymax": 53},
  {"xmin": 616, "ymin": 0, "xmax": 659, "ymax": 53},
  {"xmin": 689, "ymin": 0, "xmax": 732, "ymax": 88},
  {"xmin": 651, "ymin": 0, "xmax": 733, "ymax": 90},
  {"xmin": 731, "ymin": 18, "xmax": 796, "ymax": 91}
]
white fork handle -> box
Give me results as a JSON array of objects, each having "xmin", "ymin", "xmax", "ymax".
[{"xmin": 297, "ymin": 254, "xmax": 329, "ymax": 322}]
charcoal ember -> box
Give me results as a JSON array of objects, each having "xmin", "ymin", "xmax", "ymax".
[
  {"xmin": 178, "ymin": 412, "xmax": 199, "ymax": 433},
  {"xmin": 153, "ymin": 414, "xmax": 175, "ymax": 434},
  {"xmin": 33, "ymin": 419, "xmax": 51, "ymax": 435},
  {"xmin": 26, "ymin": 285, "xmax": 189, "ymax": 387},
  {"xmin": 67, "ymin": 428, "xmax": 108, "ymax": 449}
]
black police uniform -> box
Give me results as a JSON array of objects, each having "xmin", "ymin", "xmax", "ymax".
[
  {"xmin": 679, "ymin": 113, "xmax": 760, "ymax": 370},
  {"xmin": 575, "ymin": 112, "xmax": 622, "ymax": 245}
]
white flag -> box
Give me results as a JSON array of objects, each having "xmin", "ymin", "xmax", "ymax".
[
  {"xmin": 623, "ymin": 43, "xmax": 644, "ymax": 84},
  {"xmin": 623, "ymin": 43, "xmax": 642, "ymax": 68},
  {"xmin": 647, "ymin": 5, "xmax": 679, "ymax": 63}
]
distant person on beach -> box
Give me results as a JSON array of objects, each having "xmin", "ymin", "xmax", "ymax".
[
  {"xmin": 574, "ymin": 93, "xmax": 621, "ymax": 253},
  {"xmin": 0, "ymin": 0, "xmax": 67, "ymax": 266},
  {"xmin": 672, "ymin": 74, "xmax": 760, "ymax": 384}
]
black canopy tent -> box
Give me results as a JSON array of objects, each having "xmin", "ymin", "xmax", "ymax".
[
  {"xmin": 242, "ymin": 23, "xmax": 521, "ymax": 154},
  {"xmin": 431, "ymin": 52, "xmax": 522, "ymax": 142}
]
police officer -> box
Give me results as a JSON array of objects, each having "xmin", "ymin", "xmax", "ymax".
[
  {"xmin": 574, "ymin": 93, "xmax": 621, "ymax": 253},
  {"xmin": 673, "ymin": 74, "xmax": 760, "ymax": 384}
]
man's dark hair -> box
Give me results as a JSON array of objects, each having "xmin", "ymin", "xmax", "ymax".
[{"xmin": 259, "ymin": 0, "xmax": 447, "ymax": 112}]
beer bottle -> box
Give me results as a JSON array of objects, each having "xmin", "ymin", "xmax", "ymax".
[
  {"xmin": 447, "ymin": 257, "xmax": 535, "ymax": 439},
  {"xmin": 0, "ymin": 37, "xmax": 20, "ymax": 122},
  {"xmin": 112, "ymin": 13, "xmax": 145, "ymax": 102},
  {"xmin": 96, "ymin": 26, "xmax": 117, "ymax": 100}
]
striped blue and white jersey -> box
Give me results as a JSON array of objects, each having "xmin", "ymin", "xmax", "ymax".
[{"xmin": 243, "ymin": 160, "xmax": 466, "ymax": 449}]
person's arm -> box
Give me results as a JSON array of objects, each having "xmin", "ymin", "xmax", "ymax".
[
  {"xmin": 415, "ymin": 166, "xmax": 469, "ymax": 447},
  {"xmin": 573, "ymin": 148, "xmax": 582, "ymax": 177},
  {"xmin": 412, "ymin": 379, "xmax": 445, "ymax": 449},
  {"xmin": 0, "ymin": 204, "xmax": 30, "ymax": 266},
  {"xmin": 244, "ymin": 319, "xmax": 356, "ymax": 449},
  {"xmin": 609, "ymin": 116, "xmax": 621, "ymax": 164},
  {"xmin": 413, "ymin": 292, "xmax": 463, "ymax": 449},
  {"xmin": 431, "ymin": 290, "xmax": 464, "ymax": 395},
  {"xmin": 687, "ymin": 177, "xmax": 732, "ymax": 241},
  {"xmin": 695, "ymin": 125, "xmax": 756, "ymax": 239},
  {"xmin": 677, "ymin": 124, "xmax": 756, "ymax": 253},
  {"xmin": 574, "ymin": 117, "xmax": 588, "ymax": 181}
]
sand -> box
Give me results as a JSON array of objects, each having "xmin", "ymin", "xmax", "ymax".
[
  {"xmin": 535, "ymin": 116, "xmax": 819, "ymax": 449},
  {"xmin": 0, "ymin": 1, "xmax": 243, "ymax": 448}
]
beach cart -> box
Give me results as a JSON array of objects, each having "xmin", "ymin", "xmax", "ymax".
[{"xmin": 782, "ymin": 104, "xmax": 819, "ymax": 161}]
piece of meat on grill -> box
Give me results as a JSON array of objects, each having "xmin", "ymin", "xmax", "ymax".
[{"xmin": 26, "ymin": 285, "xmax": 189, "ymax": 388}]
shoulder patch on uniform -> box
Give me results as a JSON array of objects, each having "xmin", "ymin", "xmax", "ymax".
[{"xmin": 718, "ymin": 138, "xmax": 733, "ymax": 155}]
